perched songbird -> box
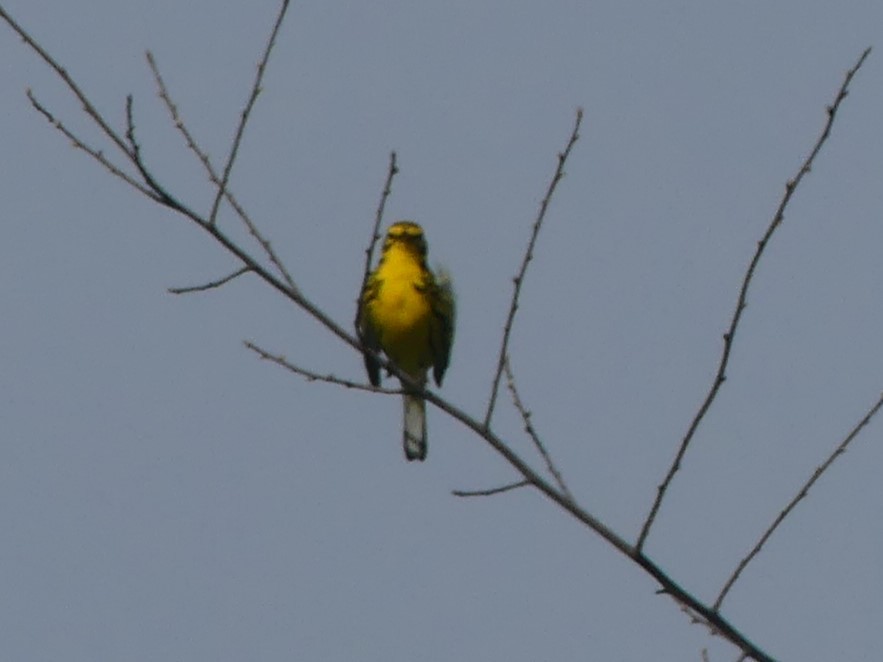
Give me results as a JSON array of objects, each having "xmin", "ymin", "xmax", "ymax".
[{"xmin": 357, "ymin": 221, "xmax": 455, "ymax": 461}]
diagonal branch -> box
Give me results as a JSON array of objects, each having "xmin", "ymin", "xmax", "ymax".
[
  {"xmin": 504, "ymin": 356, "xmax": 574, "ymax": 501},
  {"xmin": 208, "ymin": 0, "xmax": 291, "ymax": 226},
  {"xmin": 714, "ymin": 390, "xmax": 883, "ymax": 610},
  {"xmin": 417, "ymin": 383, "xmax": 775, "ymax": 661},
  {"xmin": 636, "ymin": 46, "xmax": 872, "ymax": 553},
  {"xmin": 147, "ymin": 50, "xmax": 297, "ymax": 291},
  {"xmin": 2, "ymin": 4, "xmax": 370, "ymax": 363},
  {"xmin": 8, "ymin": 2, "xmax": 207, "ymax": 231},
  {"xmin": 27, "ymin": 89, "xmax": 158, "ymax": 201},
  {"xmin": 146, "ymin": 51, "xmax": 217, "ymax": 180},
  {"xmin": 484, "ymin": 108, "xmax": 583, "ymax": 428},
  {"xmin": 244, "ymin": 341, "xmax": 399, "ymax": 393},
  {"xmin": 0, "ymin": 4, "xmax": 133, "ymax": 161}
]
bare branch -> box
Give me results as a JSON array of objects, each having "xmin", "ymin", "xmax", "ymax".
[
  {"xmin": 168, "ymin": 266, "xmax": 251, "ymax": 294},
  {"xmin": 0, "ymin": 4, "xmax": 133, "ymax": 161},
  {"xmin": 449, "ymin": 357, "xmax": 574, "ymax": 503},
  {"xmin": 355, "ymin": 151, "xmax": 399, "ymax": 327},
  {"xmin": 636, "ymin": 46, "xmax": 873, "ymax": 553},
  {"xmin": 714, "ymin": 390, "xmax": 883, "ymax": 610},
  {"xmin": 504, "ymin": 356, "xmax": 574, "ymax": 501},
  {"xmin": 208, "ymin": 0, "xmax": 291, "ymax": 226},
  {"xmin": 452, "ymin": 480, "xmax": 531, "ymax": 497},
  {"xmin": 10, "ymin": 2, "xmax": 206, "ymax": 227},
  {"xmin": 244, "ymin": 341, "xmax": 398, "ymax": 393},
  {"xmin": 122, "ymin": 93, "xmax": 208, "ymax": 220},
  {"xmin": 146, "ymin": 51, "xmax": 298, "ymax": 291},
  {"xmin": 27, "ymin": 89, "xmax": 159, "ymax": 201},
  {"xmin": 123, "ymin": 94, "xmax": 159, "ymax": 194},
  {"xmin": 419, "ymin": 383, "xmax": 775, "ymax": 661},
  {"xmin": 364, "ymin": 151, "xmax": 399, "ymax": 281},
  {"xmin": 484, "ymin": 108, "xmax": 583, "ymax": 428},
  {"xmin": 146, "ymin": 51, "xmax": 216, "ymax": 177},
  {"xmin": 212, "ymin": 180, "xmax": 298, "ymax": 292}
]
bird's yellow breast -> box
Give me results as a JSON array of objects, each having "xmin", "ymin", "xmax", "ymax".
[{"xmin": 365, "ymin": 243, "xmax": 434, "ymax": 377}]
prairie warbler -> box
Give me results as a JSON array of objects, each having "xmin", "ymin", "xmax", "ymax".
[{"xmin": 357, "ymin": 221, "xmax": 455, "ymax": 460}]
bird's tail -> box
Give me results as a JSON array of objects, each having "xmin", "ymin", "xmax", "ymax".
[{"xmin": 402, "ymin": 393, "xmax": 427, "ymax": 461}]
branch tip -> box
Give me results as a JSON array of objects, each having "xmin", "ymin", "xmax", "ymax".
[
  {"xmin": 636, "ymin": 46, "xmax": 872, "ymax": 553},
  {"xmin": 484, "ymin": 109, "xmax": 583, "ymax": 427},
  {"xmin": 715, "ymin": 390, "xmax": 883, "ymax": 610}
]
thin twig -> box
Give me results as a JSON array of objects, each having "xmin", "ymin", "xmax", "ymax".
[
  {"xmin": 20, "ymin": 20, "xmax": 353, "ymax": 364},
  {"xmin": 208, "ymin": 0, "xmax": 291, "ymax": 226},
  {"xmin": 122, "ymin": 93, "xmax": 200, "ymax": 215},
  {"xmin": 244, "ymin": 341, "xmax": 398, "ymax": 392},
  {"xmin": 0, "ymin": 4, "xmax": 133, "ymax": 161},
  {"xmin": 452, "ymin": 480, "xmax": 531, "ymax": 497},
  {"xmin": 714, "ymin": 391, "xmax": 883, "ymax": 610},
  {"xmin": 504, "ymin": 356, "xmax": 574, "ymax": 501},
  {"xmin": 123, "ymin": 94, "xmax": 161, "ymax": 197},
  {"xmin": 168, "ymin": 267, "xmax": 251, "ymax": 294},
  {"xmin": 13, "ymin": 7, "xmax": 204, "ymax": 227},
  {"xmin": 636, "ymin": 47, "xmax": 873, "ymax": 553},
  {"xmin": 675, "ymin": 601, "xmax": 718, "ymax": 632},
  {"xmin": 27, "ymin": 90, "xmax": 158, "ymax": 201},
  {"xmin": 146, "ymin": 51, "xmax": 217, "ymax": 178},
  {"xmin": 228, "ymin": 195, "xmax": 298, "ymax": 290},
  {"xmin": 31, "ymin": 83, "xmax": 196, "ymax": 224},
  {"xmin": 147, "ymin": 50, "xmax": 297, "ymax": 290},
  {"xmin": 365, "ymin": 151, "xmax": 399, "ymax": 278},
  {"xmin": 484, "ymin": 108, "xmax": 583, "ymax": 428},
  {"xmin": 355, "ymin": 151, "xmax": 399, "ymax": 328}
]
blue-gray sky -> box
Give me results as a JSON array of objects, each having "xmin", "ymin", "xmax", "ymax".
[{"xmin": 1, "ymin": 1, "xmax": 882, "ymax": 660}]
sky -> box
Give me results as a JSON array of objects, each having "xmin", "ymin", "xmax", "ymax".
[{"xmin": 0, "ymin": 1, "xmax": 882, "ymax": 660}]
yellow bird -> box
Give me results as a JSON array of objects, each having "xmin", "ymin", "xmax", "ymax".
[{"xmin": 357, "ymin": 221, "xmax": 455, "ymax": 460}]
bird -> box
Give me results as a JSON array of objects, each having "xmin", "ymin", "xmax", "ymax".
[{"xmin": 357, "ymin": 221, "xmax": 455, "ymax": 461}]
